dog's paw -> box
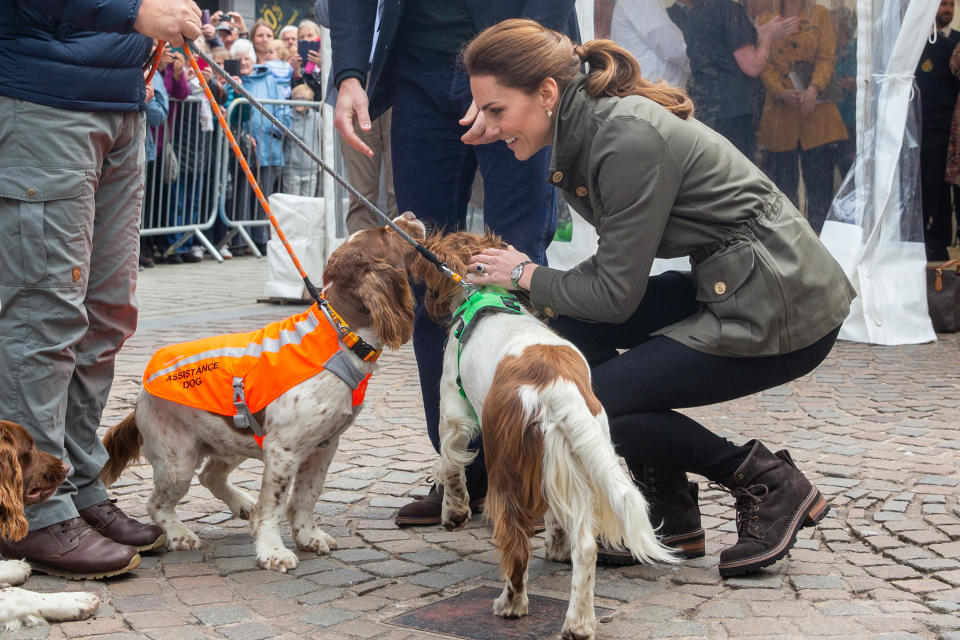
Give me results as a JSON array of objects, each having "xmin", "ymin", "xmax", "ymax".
[
  {"xmin": 166, "ymin": 526, "xmax": 201, "ymax": 551},
  {"xmin": 0, "ymin": 559, "xmax": 31, "ymax": 586},
  {"xmin": 294, "ymin": 527, "xmax": 337, "ymax": 554},
  {"xmin": 256, "ymin": 547, "xmax": 299, "ymax": 573},
  {"xmin": 560, "ymin": 618, "xmax": 596, "ymax": 640},
  {"xmin": 441, "ymin": 506, "xmax": 471, "ymax": 531},
  {"xmin": 493, "ymin": 591, "xmax": 528, "ymax": 618},
  {"xmin": 229, "ymin": 493, "xmax": 257, "ymax": 520},
  {"xmin": 41, "ymin": 591, "xmax": 101, "ymax": 622}
]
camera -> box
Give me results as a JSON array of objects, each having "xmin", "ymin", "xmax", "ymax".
[{"xmin": 222, "ymin": 13, "xmax": 233, "ymax": 22}]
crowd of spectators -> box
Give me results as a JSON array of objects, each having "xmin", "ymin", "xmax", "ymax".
[{"xmin": 139, "ymin": 12, "xmax": 325, "ymax": 267}]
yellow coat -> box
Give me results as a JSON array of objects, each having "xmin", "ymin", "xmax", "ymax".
[{"xmin": 757, "ymin": 5, "xmax": 848, "ymax": 152}]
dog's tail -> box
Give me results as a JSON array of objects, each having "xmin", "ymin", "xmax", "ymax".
[
  {"xmin": 539, "ymin": 380, "xmax": 676, "ymax": 566},
  {"xmin": 100, "ymin": 411, "xmax": 142, "ymax": 487}
]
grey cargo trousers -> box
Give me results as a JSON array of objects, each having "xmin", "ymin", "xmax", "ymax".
[{"xmin": 0, "ymin": 95, "xmax": 144, "ymax": 530}]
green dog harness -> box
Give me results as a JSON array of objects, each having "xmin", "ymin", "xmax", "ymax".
[{"xmin": 450, "ymin": 286, "xmax": 525, "ymax": 425}]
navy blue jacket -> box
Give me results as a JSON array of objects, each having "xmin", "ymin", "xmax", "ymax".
[
  {"xmin": 330, "ymin": 0, "xmax": 580, "ymax": 120},
  {"xmin": 0, "ymin": 0, "xmax": 153, "ymax": 111}
]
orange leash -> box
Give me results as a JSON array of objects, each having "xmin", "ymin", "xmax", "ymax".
[
  {"xmin": 144, "ymin": 40, "xmax": 165, "ymax": 84},
  {"xmin": 182, "ymin": 46, "xmax": 379, "ymax": 362}
]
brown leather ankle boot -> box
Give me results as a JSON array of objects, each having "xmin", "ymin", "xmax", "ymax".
[
  {"xmin": 718, "ymin": 440, "xmax": 829, "ymax": 577},
  {"xmin": 597, "ymin": 463, "xmax": 705, "ymax": 565}
]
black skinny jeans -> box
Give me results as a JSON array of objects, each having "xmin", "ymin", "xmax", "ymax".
[{"xmin": 550, "ymin": 271, "xmax": 841, "ymax": 483}]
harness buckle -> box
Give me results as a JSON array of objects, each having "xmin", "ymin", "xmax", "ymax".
[{"xmin": 232, "ymin": 377, "xmax": 264, "ymax": 436}]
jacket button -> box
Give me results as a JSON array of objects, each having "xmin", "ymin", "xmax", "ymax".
[
  {"xmin": 714, "ymin": 281, "xmax": 727, "ymax": 295},
  {"xmin": 575, "ymin": 186, "xmax": 588, "ymax": 197},
  {"xmin": 551, "ymin": 171, "xmax": 564, "ymax": 183},
  {"xmin": 543, "ymin": 306, "xmax": 558, "ymax": 319},
  {"xmin": 26, "ymin": 188, "xmax": 36, "ymax": 197}
]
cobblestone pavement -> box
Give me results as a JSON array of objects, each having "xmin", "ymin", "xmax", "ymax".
[{"xmin": 6, "ymin": 256, "xmax": 959, "ymax": 640}]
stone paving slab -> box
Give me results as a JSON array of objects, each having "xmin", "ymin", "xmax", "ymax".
[{"xmin": 3, "ymin": 256, "xmax": 958, "ymax": 640}]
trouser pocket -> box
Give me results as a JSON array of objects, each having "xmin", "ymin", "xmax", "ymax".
[{"xmin": 0, "ymin": 167, "xmax": 89, "ymax": 287}]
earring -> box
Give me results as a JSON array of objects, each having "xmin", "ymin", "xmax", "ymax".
[{"xmin": 547, "ymin": 109, "xmax": 553, "ymax": 118}]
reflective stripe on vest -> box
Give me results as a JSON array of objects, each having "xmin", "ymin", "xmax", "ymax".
[{"xmin": 143, "ymin": 304, "xmax": 371, "ymax": 446}]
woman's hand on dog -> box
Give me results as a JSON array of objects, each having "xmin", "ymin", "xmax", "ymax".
[{"xmin": 467, "ymin": 247, "xmax": 537, "ymax": 290}]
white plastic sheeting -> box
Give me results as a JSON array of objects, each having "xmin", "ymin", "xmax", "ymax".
[
  {"xmin": 819, "ymin": 0, "xmax": 938, "ymax": 344},
  {"xmin": 263, "ymin": 193, "xmax": 327, "ymax": 300}
]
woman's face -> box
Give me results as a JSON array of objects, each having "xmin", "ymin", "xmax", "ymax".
[
  {"xmin": 253, "ymin": 26, "xmax": 273, "ymax": 54},
  {"xmin": 238, "ymin": 54, "xmax": 254, "ymax": 76},
  {"xmin": 470, "ymin": 75, "xmax": 554, "ymax": 161}
]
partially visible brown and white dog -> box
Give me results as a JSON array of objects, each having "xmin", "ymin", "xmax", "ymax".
[
  {"xmin": 410, "ymin": 231, "xmax": 675, "ymax": 640},
  {"xmin": 100, "ymin": 214, "xmax": 424, "ymax": 573},
  {"xmin": 0, "ymin": 420, "xmax": 100, "ymax": 631}
]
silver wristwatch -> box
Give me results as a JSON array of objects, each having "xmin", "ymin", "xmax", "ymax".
[{"xmin": 510, "ymin": 260, "xmax": 533, "ymax": 289}]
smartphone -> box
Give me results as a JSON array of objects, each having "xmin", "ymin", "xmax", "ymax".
[
  {"xmin": 201, "ymin": 9, "xmax": 210, "ymax": 25},
  {"xmin": 298, "ymin": 40, "xmax": 320, "ymax": 62},
  {"xmin": 222, "ymin": 58, "xmax": 240, "ymax": 76}
]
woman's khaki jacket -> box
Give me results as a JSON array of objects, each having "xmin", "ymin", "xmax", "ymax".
[
  {"xmin": 528, "ymin": 75, "xmax": 855, "ymax": 357},
  {"xmin": 756, "ymin": 5, "xmax": 848, "ymax": 152}
]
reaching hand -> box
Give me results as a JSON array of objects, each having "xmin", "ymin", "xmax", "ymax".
[
  {"xmin": 757, "ymin": 14, "xmax": 799, "ymax": 44},
  {"xmin": 145, "ymin": 77, "xmax": 155, "ymax": 103},
  {"xmin": 201, "ymin": 23, "xmax": 215, "ymax": 40},
  {"xmin": 133, "ymin": 0, "xmax": 202, "ymax": 46},
  {"xmin": 459, "ymin": 100, "xmax": 500, "ymax": 145},
  {"xmin": 334, "ymin": 77, "xmax": 374, "ymax": 156},
  {"xmin": 228, "ymin": 12, "xmax": 248, "ymax": 34}
]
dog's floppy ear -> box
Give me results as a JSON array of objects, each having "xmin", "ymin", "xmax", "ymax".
[
  {"xmin": 361, "ymin": 261, "xmax": 416, "ymax": 349},
  {"xmin": 0, "ymin": 429, "xmax": 28, "ymax": 541}
]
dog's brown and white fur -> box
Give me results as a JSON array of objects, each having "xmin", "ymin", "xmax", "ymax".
[
  {"xmin": 100, "ymin": 215, "xmax": 424, "ymax": 573},
  {"xmin": 0, "ymin": 420, "xmax": 100, "ymax": 630},
  {"xmin": 411, "ymin": 231, "xmax": 675, "ymax": 640}
]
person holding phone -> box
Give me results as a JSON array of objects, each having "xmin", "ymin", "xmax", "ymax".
[{"xmin": 291, "ymin": 20, "xmax": 323, "ymax": 99}]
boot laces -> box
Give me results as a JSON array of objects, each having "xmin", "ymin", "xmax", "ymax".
[{"xmin": 710, "ymin": 482, "xmax": 769, "ymax": 539}]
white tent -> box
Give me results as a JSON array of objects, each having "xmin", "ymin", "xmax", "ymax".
[{"xmin": 818, "ymin": 0, "xmax": 938, "ymax": 344}]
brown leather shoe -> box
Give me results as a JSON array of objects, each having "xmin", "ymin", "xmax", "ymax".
[
  {"xmin": 395, "ymin": 483, "xmax": 546, "ymax": 533},
  {"xmin": 79, "ymin": 499, "xmax": 166, "ymax": 552},
  {"xmin": 0, "ymin": 517, "xmax": 140, "ymax": 580},
  {"xmin": 395, "ymin": 483, "xmax": 486, "ymax": 527}
]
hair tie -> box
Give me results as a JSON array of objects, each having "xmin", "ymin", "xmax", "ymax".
[{"xmin": 573, "ymin": 44, "xmax": 588, "ymax": 61}]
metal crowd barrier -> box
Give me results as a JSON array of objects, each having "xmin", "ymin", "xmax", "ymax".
[
  {"xmin": 142, "ymin": 95, "xmax": 223, "ymax": 261},
  {"xmin": 141, "ymin": 95, "xmax": 344, "ymax": 262}
]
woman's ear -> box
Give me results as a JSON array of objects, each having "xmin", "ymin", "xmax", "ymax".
[
  {"xmin": 539, "ymin": 77, "xmax": 559, "ymax": 112},
  {"xmin": 0, "ymin": 436, "xmax": 27, "ymax": 541}
]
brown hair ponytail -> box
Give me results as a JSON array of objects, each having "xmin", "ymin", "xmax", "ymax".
[{"xmin": 463, "ymin": 19, "xmax": 693, "ymax": 120}]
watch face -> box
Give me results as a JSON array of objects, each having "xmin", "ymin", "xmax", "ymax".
[{"xmin": 511, "ymin": 265, "xmax": 522, "ymax": 280}]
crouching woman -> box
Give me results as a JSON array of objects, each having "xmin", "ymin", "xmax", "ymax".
[{"xmin": 461, "ymin": 19, "xmax": 855, "ymax": 576}]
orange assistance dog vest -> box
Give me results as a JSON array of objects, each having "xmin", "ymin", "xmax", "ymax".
[{"xmin": 143, "ymin": 304, "xmax": 370, "ymax": 447}]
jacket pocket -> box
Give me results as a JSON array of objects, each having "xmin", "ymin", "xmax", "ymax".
[
  {"xmin": 692, "ymin": 240, "xmax": 780, "ymax": 354},
  {"xmin": 0, "ymin": 168, "xmax": 88, "ymax": 287}
]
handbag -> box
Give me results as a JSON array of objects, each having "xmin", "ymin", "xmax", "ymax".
[
  {"xmin": 926, "ymin": 258, "xmax": 960, "ymax": 333},
  {"xmin": 162, "ymin": 124, "xmax": 180, "ymax": 184}
]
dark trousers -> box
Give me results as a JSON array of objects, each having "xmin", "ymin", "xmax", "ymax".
[
  {"xmin": 390, "ymin": 51, "xmax": 558, "ymax": 490},
  {"xmin": 921, "ymin": 132, "xmax": 956, "ymax": 258},
  {"xmin": 551, "ymin": 271, "xmax": 841, "ymax": 482},
  {"xmin": 713, "ymin": 114, "xmax": 757, "ymax": 164},
  {"xmin": 763, "ymin": 144, "xmax": 837, "ymax": 234}
]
